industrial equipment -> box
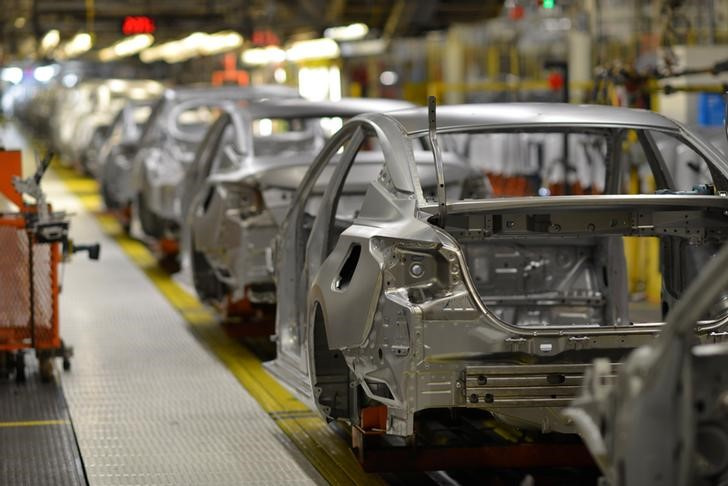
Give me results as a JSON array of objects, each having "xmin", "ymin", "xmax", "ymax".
[{"xmin": 0, "ymin": 149, "xmax": 99, "ymax": 382}]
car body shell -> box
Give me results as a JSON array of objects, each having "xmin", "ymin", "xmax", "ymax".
[
  {"xmin": 128, "ymin": 85, "xmax": 300, "ymax": 238},
  {"xmin": 268, "ymin": 102, "xmax": 728, "ymax": 438},
  {"xmin": 98, "ymin": 99, "xmax": 156, "ymax": 207},
  {"xmin": 184, "ymin": 97, "xmax": 415, "ymax": 304},
  {"xmin": 53, "ymin": 79, "xmax": 163, "ymax": 165}
]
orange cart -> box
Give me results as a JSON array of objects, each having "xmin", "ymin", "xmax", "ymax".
[{"xmin": 0, "ymin": 149, "xmax": 98, "ymax": 382}]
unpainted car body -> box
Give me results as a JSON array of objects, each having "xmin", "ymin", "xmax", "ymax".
[
  {"xmin": 184, "ymin": 97, "xmax": 414, "ymax": 305},
  {"xmin": 128, "ymin": 85, "xmax": 298, "ymax": 239},
  {"xmin": 53, "ymin": 79, "xmax": 163, "ymax": 166},
  {"xmin": 268, "ymin": 103, "xmax": 728, "ymax": 440},
  {"xmin": 98, "ymin": 99, "xmax": 156, "ymax": 207}
]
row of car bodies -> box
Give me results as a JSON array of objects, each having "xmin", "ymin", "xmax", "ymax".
[
  {"xmin": 95, "ymin": 85, "xmax": 413, "ymax": 307},
  {"xmin": 27, "ymin": 78, "xmax": 165, "ymax": 173},
  {"xmin": 105, "ymin": 91, "xmax": 728, "ymax": 441},
  {"xmin": 35, "ymin": 80, "xmax": 728, "ymax": 474},
  {"xmin": 184, "ymin": 97, "xmax": 416, "ymax": 305}
]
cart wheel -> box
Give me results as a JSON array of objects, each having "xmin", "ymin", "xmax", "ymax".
[
  {"xmin": 39, "ymin": 356, "xmax": 54, "ymax": 383},
  {"xmin": 15, "ymin": 352, "xmax": 26, "ymax": 384},
  {"xmin": 61, "ymin": 340, "xmax": 72, "ymax": 372}
]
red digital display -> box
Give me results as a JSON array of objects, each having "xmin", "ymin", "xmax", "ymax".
[{"xmin": 122, "ymin": 16, "xmax": 156, "ymax": 35}]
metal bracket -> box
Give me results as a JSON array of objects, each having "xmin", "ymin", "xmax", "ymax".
[{"xmin": 428, "ymin": 96, "xmax": 447, "ymax": 227}]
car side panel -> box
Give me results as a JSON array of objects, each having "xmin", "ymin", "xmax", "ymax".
[{"xmin": 310, "ymin": 225, "xmax": 382, "ymax": 350}]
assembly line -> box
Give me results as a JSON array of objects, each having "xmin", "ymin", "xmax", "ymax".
[{"xmin": 3, "ymin": 1, "xmax": 728, "ymax": 485}]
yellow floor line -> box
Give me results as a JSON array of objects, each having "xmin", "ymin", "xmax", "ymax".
[
  {"xmin": 0, "ymin": 419, "xmax": 70, "ymax": 428},
  {"xmin": 52, "ymin": 163, "xmax": 383, "ymax": 486}
]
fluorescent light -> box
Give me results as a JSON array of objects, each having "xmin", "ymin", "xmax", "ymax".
[
  {"xmin": 41, "ymin": 30, "xmax": 60, "ymax": 52},
  {"xmin": 141, "ymin": 31, "xmax": 242, "ymax": 63},
  {"xmin": 99, "ymin": 34, "xmax": 154, "ymax": 61},
  {"xmin": 198, "ymin": 31, "xmax": 243, "ymax": 55},
  {"xmin": 139, "ymin": 41, "xmax": 175, "ymax": 63},
  {"xmin": 60, "ymin": 32, "xmax": 93, "ymax": 59},
  {"xmin": 33, "ymin": 64, "xmax": 58, "ymax": 83},
  {"xmin": 324, "ymin": 23, "xmax": 368, "ymax": 42},
  {"xmin": 286, "ymin": 38, "xmax": 339, "ymax": 62},
  {"xmin": 241, "ymin": 46, "xmax": 286, "ymax": 65},
  {"xmin": 1, "ymin": 67, "xmax": 23, "ymax": 84}
]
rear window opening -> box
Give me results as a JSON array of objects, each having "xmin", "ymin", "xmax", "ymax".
[
  {"xmin": 415, "ymin": 125, "xmax": 727, "ymax": 330},
  {"xmin": 442, "ymin": 199, "xmax": 728, "ymax": 329},
  {"xmin": 414, "ymin": 127, "xmax": 718, "ymax": 201}
]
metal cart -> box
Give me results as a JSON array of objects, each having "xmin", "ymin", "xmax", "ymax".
[{"xmin": 0, "ymin": 149, "xmax": 98, "ymax": 382}]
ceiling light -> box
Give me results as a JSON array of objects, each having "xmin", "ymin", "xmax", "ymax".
[
  {"xmin": 241, "ymin": 46, "xmax": 286, "ymax": 65},
  {"xmin": 60, "ymin": 32, "xmax": 93, "ymax": 59},
  {"xmin": 324, "ymin": 23, "xmax": 369, "ymax": 42},
  {"xmin": 14, "ymin": 17, "xmax": 26, "ymax": 29},
  {"xmin": 286, "ymin": 38, "xmax": 339, "ymax": 62},
  {"xmin": 141, "ymin": 31, "xmax": 243, "ymax": 63},
  {"xmin": 1, "ymin": 67, "xmax": 24, "ymax": 85},
  {"xmin": 198, "ymin": 31, "xmax": 243, "ymax": 55},
  {"xmin": 99, "ymin": 34, "xmax": 154, "ymax": 62},
  {"xmin": 41, "ymin": 30, "xmax": 60, "ymax": 52}
]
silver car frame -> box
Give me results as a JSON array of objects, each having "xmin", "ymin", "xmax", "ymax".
[
  {"xmin": 128, "ymin": 85, "xmax": 298, "ymax": 239},
  {"xmin": 269, "ymin": 103, "xmax": 728, "ymax": 439},
  {"xmin": 183, "ymin": 97, "xmax": 414, "ymax": 306}
]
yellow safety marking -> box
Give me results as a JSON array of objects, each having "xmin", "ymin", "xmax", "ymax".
[
  {"xmin": 52, "ymin": 164, "xmax": 383, "ymax": 486},
  {"xmin": 0, "ymin": 419, "xmax": 70, "ymax": 428}
]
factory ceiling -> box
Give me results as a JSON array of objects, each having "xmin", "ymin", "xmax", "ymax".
[{"xmin": 1, "ymin": 0, "xmax": 503, "ymax": 56}]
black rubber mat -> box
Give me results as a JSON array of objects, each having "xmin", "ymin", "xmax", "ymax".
[{"xmin": 0, "ymin": 353, "xmax": 86, "ymax": 486}]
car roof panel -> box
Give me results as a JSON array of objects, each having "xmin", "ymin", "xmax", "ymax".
[{"xmin": 377, "ymin": 103, "xmax": 680, "ymax": 134}]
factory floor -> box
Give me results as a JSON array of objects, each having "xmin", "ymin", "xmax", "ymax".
[{"xmin": 0, "ymin": 124, "xmax": 380, "ymax": 485}]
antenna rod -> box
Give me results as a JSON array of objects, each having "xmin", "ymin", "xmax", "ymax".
[{"xmin": 428, "ymin": 96, "xmax": 447, "ymax": 227}]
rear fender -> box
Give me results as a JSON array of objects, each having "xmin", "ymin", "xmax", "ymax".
[{"xmin": 309, "ymin": 225, "xmax": 382, "ymax": 350}]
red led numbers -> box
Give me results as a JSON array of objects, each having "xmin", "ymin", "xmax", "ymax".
[{"xmin": 122, "ymin": 16, "xmax": 156, "ymax": 36}]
